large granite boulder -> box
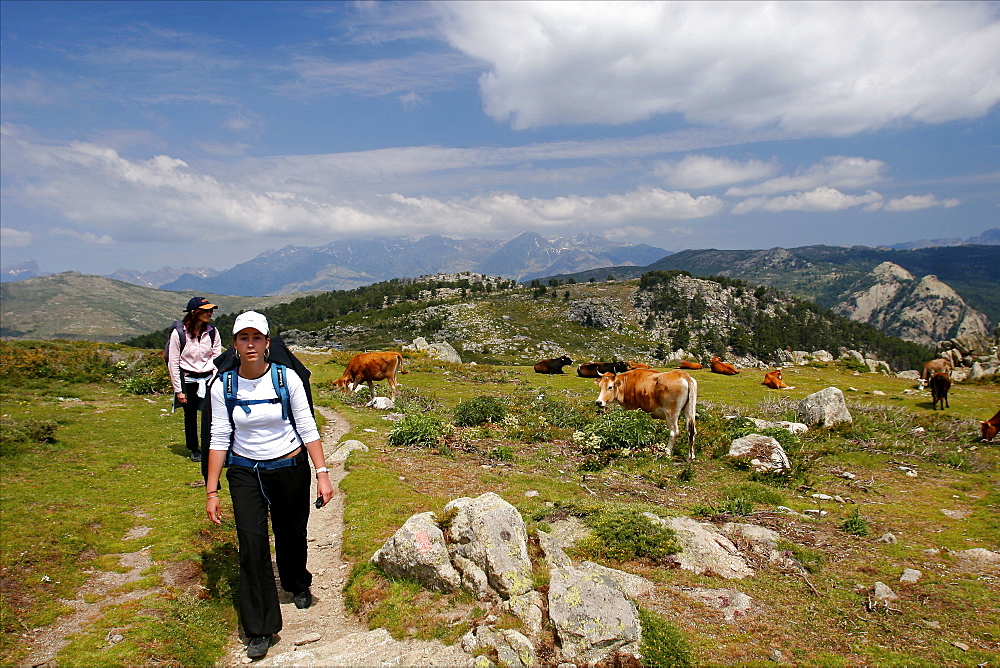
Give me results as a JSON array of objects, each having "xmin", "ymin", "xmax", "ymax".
[{"xmin": 727, "ymin": 434, "xmax": 792, "ymax": 473}]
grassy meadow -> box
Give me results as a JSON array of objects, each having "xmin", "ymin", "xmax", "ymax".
[{"xmin": 1, "ymin": 340, "xmax": 998, "ymax": 666}]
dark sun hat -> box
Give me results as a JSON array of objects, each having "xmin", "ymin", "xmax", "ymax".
[{"xmin": 185, "ymin": 296, "xmax": 217, "ymax": 312}]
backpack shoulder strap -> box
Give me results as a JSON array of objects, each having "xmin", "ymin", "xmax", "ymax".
[
  {"xmin": 174, "ymin": 321, "xmax": 187, "ymax": 352},
  {"xmin": 271, "ymin": 363, "xmax": 291, "ymax": 422}
]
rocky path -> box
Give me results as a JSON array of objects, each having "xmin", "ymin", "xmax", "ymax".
[{"xmin": 218, "ymin": 406, "xmax": 473, "ymax": 666}]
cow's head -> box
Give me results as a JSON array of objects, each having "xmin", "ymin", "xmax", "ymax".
[
  {"xmin": 982, "ymin": 421, "xmax": 998, "ymax": 443},
  {"xmin": 332, "ymin": 377, "xmax": 351, "ymax": 393},
  {"xmin": 595, "ymin": 372, "xmax": 619, "ymax": 408},
  {"xmin": 559, "ymin": 355, "xmax": 573, "ymax": 366},
  {"xmin": 710, "ymin": 356, "xmax": 722, "ymax": 364}
]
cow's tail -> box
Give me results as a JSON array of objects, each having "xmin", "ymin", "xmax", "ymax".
[
  {"xmin": 397, "ymin": 353, "xmax": 408, "ymax": 375},
  {"xmin": 683, "ymin": 375, "xmax": 698, "ymax": 456}
]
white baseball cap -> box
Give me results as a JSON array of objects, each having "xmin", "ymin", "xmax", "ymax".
[{"xmin": 233, "ymin": 311, "xmax": 269, "ymax": 336}]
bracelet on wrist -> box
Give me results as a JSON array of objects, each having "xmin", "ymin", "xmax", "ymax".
[{"xmin": 315, "ymin": 467, "xmax": 329, "ymax": 475}]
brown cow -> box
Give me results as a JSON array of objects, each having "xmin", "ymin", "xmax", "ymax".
[
  {"xmin": 980, "ymin": 409, "xmax": 1000, "ymax": 442},
  {"xmin": 595, "ymin": 369, "xmax": 697, "ymax": 460},
  {"xmin": 626, "ymin": 361, "xmax": 650, "ymax": 370},
  {"xmin": 535, "ymin": 356, "xmax": 573, "ymax": 374},
  {"xmin": 577, "ymin": 361, "xmax": 628, "ymax": 377},
  {"xmin": 710, "ymin": 356, "xmax": 739, "ymax": 375},
  {"xmin": 678, "ymin": 360, "xmax": 703, "ymax": 370},
  {"xmin": 333, "ymin": 351, "xmax": 407, "ymax": 400},
  {"xmin": 921, "ymin": 358, "xmax": 953, "ymax": 381},
  {"xmin": 762, "ymin": 369, "xmax": 794, "ymax": 389},
  {"xmin": 929, "ymin": 372, "xmax": 951, "ymax": 410}
]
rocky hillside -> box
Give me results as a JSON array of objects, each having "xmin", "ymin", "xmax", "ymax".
[
  {"xmin": 0, "ymin": 272, "xmax": 302, "ymax": 342},
  {"xmin": 834, "ymin": 262, "xmax": 992, "ymax": 347}
]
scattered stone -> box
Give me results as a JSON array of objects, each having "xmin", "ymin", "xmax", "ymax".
[
  {"xmin": 900, "ymin": 569, "xmax": 921, "ymax": 583},
  {"xmin": 797, "ymin": 387, "xmax": 853, "ymax": 427},
  {"xmin": 679, "ymin": 586, "xmax": 754, "ymax": 621},
  {"xmin": 727, "ymin": 434, "xmax": 792, "ymax": 473},
  {"xmin": 463, "ymin": 626, "xmax": 536, "ymax": 667},
  {"xmin": 952, "ymin": 641, "xmax": 970, "ymax": 652},
  {"xmin": 872, "ymin": 582, "xmax": 898, "ymax": 601},
  {"xmin": 811, "ymin": 493, "xmax": 834, "ymax": 501},
  {"xmin": 329, "ymin": 439, "xmax": 368, "ymax": 462},
  {"xmin": 920, "ymin": 619, "xmax": 941, "ymax": 630},
  {"xmin": 524, "ymin": 490, "xmax": 539, "ymax": 497},
  {"xmin": 293, "ymin": 632, "xmax": 322, "ymax": 646},
  {"xmin": 940, "ymin": 508, "xmax": 970, "ymax": 519},
  {"xmin": 879, "ymin": 533, "xmax": 898, "ymax": 544},
  {"xmin": 748, "ymin": 418, "xmax": 808, "ymax": 435},
  {"xmin": 770, "ymin": 649, "xmax": 784, "ymax": 662},
  {"xmin": 833, "ymin": 496, "xmax": 847, "ymax": 504},
  {"xmin": 802, "ymin": 509, "xmax": 827, "ymax": 516},
  {"xmin": 366, "ymin": 396, "xmax": 395, "ymax": 410},
  {"xmin": 645, "ymin": 515, "xmax": 755, "ymax": 579}
]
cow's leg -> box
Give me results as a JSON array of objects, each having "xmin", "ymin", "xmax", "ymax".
[
  {"xmin": 388, "ymin": 374, "xmax": 398, "ymax": 401},
  {"xmin": 664, "ymin": 412, "xmax": 678, "ymax": 458},
  {"xmin": 685, "ymin": 378, "xmax": 698, "ymax": 461}
]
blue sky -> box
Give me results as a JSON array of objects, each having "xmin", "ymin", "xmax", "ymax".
[{"xmin": 2, "ymin": 1, "xmax": 998, "ymax": 275}]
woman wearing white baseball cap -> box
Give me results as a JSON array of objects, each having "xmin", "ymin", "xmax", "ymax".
[{"xmin": 205, "ymin": 311, "xmax": 333, "ymax": 659}]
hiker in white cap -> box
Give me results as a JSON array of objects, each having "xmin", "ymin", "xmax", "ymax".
[{"xmin": 204, "ymin": 311, "xmax": 333, "ymax": 659}]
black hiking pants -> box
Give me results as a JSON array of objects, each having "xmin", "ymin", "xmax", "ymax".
[{"xmin": 226, "ymin": 453, "xmax": 312, "ymax": 638}]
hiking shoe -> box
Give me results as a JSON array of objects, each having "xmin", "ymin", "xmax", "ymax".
[
  {"xmin": 189, "ymin": 450, "xmax": 202, "ymax": 462},
  {"xmin": 293, "ymin": 589, "xmax": 312, "ymax": 609},
  {"xmin": 247, "ymin": 635, "xmax": 270, "ymax": 658}
]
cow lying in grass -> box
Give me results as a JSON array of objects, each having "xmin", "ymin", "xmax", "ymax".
[
  {"xmin": 763, "ymin": 369, "xmax": 794, "ymax": 389},
  {"xmin": 595, "ymin": 369, "xmax": 697, "ymax": 460}
]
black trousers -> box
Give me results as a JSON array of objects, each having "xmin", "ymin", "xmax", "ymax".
[
  {"xmin": 181, "ymin": 372, "xmax": 211, "ymax": 452},
  {"xmin": 226, "ymin": 453, "xmax": 312, "ymax": 638}
]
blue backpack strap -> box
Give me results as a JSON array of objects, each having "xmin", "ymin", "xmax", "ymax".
[{"xmin": 271, "ymin": 363, "xmax": 290, "ymax": 421}]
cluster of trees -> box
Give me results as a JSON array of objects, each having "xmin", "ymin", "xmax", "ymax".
[{"xmin": 637, "ymin": 271, "xmax": 933, "ymax": 369}]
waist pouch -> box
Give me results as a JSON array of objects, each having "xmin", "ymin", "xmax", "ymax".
[{"xmin": 228, "ymin": 450, "xmax": 306, "ymax": 470}]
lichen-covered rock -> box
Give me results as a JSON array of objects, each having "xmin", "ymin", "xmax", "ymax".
[
  {"xmin": 720, "ymin": 523, "xmax": 785, "ymax": 564},
  {"xmin": 797, "ymin": 387, "xmax": 852, "ymax": 427},
  {"xmin": 547, "ymin": 564, "xmax": 641, "ymax": 663},
  {"xmin": 747, "ymin": 418, "xmax": 808, "ymax": 435},
  {"xmin": 645, "ymin": 514, "xmax": 755, "ymax": 579},
  {"xmin": 405, "ymin": 336, "xmax": 463, "ymax": 363},
  {"xmin": 444, "ymin": 493, "xmax": 533, "ymax": 599},
  {"xmin": 452, "ymin": 553, "xmax": 495, "ymax": 602},
  {"xmin": 727, "ymin": 434, "xmax": 792, "ymax": 473},
  {"xmin": 578, "ymin": 561, "xmax": 654, "ymax": 600},
  {"xmin": 501, "ymin": 590, "xmax": 545, "ymax": 636},
  {"xmin": 462, "ymin": 627, "xmax": 536, "ymax": 668},
  {"xmin": 371, "ymin": 512, "xmax": 460, "ymax": 593}
]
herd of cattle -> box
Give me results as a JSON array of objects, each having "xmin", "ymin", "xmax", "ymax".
[{"xmin": 329, "ymin": 350, "xmax": 999, "ymax": 453}]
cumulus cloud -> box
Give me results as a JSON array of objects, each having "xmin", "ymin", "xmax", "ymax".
[
  {"xmin": 1, "ymin": 131, "xmax": 721, "ymax": 246},
  {"xmin": 48, "ymin": 228, "xmax": 115, "ymax": 245},
  {"xmin": 884, "ymin": 194, "xmax": 961, "ymax": 212},
  {"xmin": 726, "ymin": 156, "xmax": 886, "ymax": 196},
  {"xmin": 654, "ymin": 155, "xmax": 779, "ymax": 189},
  {"xmin": 437, "ymin": 1, "xmax": 1000, "ymax": 135},
  {"xmin": 1, "ymin": 227, "xmax": 33, "ymax": 248},
  {"xmin": 732, "ymin": 187, "xmax": 884, "ymax": 214}
]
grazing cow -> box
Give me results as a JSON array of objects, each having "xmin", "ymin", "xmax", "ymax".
[
  {"xmin": 595, "ymin": 369, "xmax": 697, "ymax": 460},
  {"xmin": 626, "ymin": 361, "xmax": 650, "ymax": 370},
  {"xmin": 577, "ymin": 361, "xmax": 629, "ymax": 377},
  {"xmin": 333, "ymin": 351, "xmax": 407, "ymax": 400},
  {"xmin": 921, "ymin": 358, "xmax": 953, "ymax": 381},
  {"xmin": 710, "ymin": 356, "xmax": 739, "ymax": 375},
  {"xmin": 762, "ymin": 369, "xmax": 795, "ymax": 389},
  {"xmin": 979, "ymin": 409, "xmax": 1000, "ymax": 442},
  {"xmin": 928, "ymin": 372, "xmax": 951, "ymax": 410},
  {"xmin": 534, "ymin": 355, "xmax": 573, "ymax": 374},
  {"xmin": 678, "ymin": 360, "xmax": 703, "ymax": 370}
]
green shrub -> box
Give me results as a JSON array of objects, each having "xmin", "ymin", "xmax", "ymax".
[
  {"xmin": 777, "ymin": 540, "xmax": 825, "ymax": 574},
  {"xmin": 581, "ymin": 507, "xmax": 680, "ymax": 562},
  {"xmin": 837, "ymin": 356, "xmax": 869, "ymax": 373},
  {"xmin": 840, "ymin": 507, "xmax": 870, "ymax": 536},
  {"xmin": 572, "ymin": 408, "xmax": 662, "ymax": 455},
  {"xmin": 0, "ymin": 340, "xmax": 117, "ymax": 383},
  {"xmin": 488, "ymin": 444, "xmax": 515, "ymax": 462},
  {"xmin": 388, "ymin": 413, "xmax": 447, "ymax": 447},
  {"xmin": 454, "ymin": 396, "xmax": 507, "ymax": 427},
  {"xmin": 0, "ymin": 416, "xmax": 58, "ymax": 457},
  {"xmin": 721, "ymin": 482, "xmax": 785, "ymax": 506},
  {"xmin": 108, "ymin": 354, "xmax": 171, "ymax": 395},
  {"xmin": 638, "ymin": 607, "xmax": 693, "ymax": 667}
]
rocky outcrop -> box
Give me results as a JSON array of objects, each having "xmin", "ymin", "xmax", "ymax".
[
  {"xmin": 727, "ymin": 435, "xmax": 792, "ymax": 473},
  {"xmin": 834, "ymin": 262, "xmax": 991, "ymax": 347},
  {"xmin": 404, "ymin": 336, "xmax": 463, "ymax": 364}
]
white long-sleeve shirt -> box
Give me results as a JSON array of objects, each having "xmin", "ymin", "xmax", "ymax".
[
  {"xmin": 168, "ymin": 325, "xmax": 223, "ymax": 393},
  {"xmin": 209, "ymin": 365, "xmax": 320, "ymax": 460}
]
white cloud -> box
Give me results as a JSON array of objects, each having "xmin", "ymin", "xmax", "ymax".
[
  {"xmin": 726, "ymin": 156, "xmax": 886, "ymax": 196},
  {"xmin": 1, "ymin": 131, "xmax": 721, "ymax": 246},
  {"xmin": 48, "ymin": 228, "xmax": 115, "ymax": 245},
  {"xmin": 438, "ymin": 1, "xmax": 1000, "ymax": 134},
  {"xmin": 654, "ymin": 155, "xmax": 779, "ymax": 189},
  {"xmin": 733, "ymin": 187, "xmax": 884, "ymax": 214},
  {"xmin": 0, "ymin": 227, "xmax": 33, "ymax": 248},
  {"xmin": 884, "ymin": 194, "xmax": 961, "ymax": 212}
]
